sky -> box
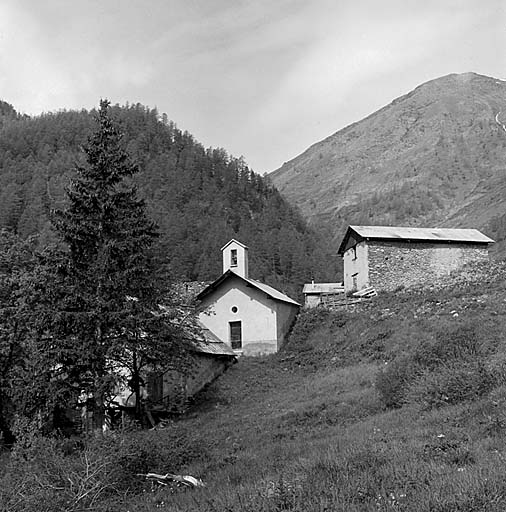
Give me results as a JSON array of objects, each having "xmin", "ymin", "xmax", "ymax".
[{"xmin": 0, "ymin": 0, "xmax": 505, "ymax": 173}]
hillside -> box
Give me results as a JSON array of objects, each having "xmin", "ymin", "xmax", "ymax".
[
  {"xmin": 269, "ymin": 72, "xmax": 506, "ymax": 257},
  {"xmin": 0, "ymin": 102, "xmax": 337, "ymax": 297},
  {"xmin": 3, "ymin": 261, "xmax": 506, "ymax": 510}
]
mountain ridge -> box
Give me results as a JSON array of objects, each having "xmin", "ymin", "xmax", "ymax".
[{"xmin": 269, "ymin": 72, "xmax": 506, "ymax": 256}]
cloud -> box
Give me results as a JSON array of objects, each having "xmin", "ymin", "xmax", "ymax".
[
  {"xmin": 0, "ymin": 0, "xmax": 504, "ymax": 172},
  {"xmin": 0, "ymin": 1, "xmax": 155, "ymax": 113},
  {"xmin": 0, "ymin": 3, "xmax": 78, "ymax": 113}
]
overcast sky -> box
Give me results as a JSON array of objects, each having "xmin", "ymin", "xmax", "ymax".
[{"xmin": 1, "ymin": 0, "xmax": 505, "ymax": 173}]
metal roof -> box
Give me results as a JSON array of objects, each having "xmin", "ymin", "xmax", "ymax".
[
  {"xmin": 193, "ymin": 339, "xmax": 236, "ymax": 356},
  {"xmin": 302, "ymin": 283, "xmax": 344, "ymax": 294},
  {"xmin": 338, "ymin": 225, "xmax": 494, "ymax": 254},
  {"xmin": 196, "ymin": 270, "xmax": 300, "ymax": 306},
  {"xmin": 192, "ymin": 321, "xmax": 237, "ymax": 356}
]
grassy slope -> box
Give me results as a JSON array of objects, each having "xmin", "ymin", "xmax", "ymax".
[
  {"xmin": 3, "ymin": 262, "xmax": 506, "ymax": 511},
  {"xmin": 113, "ymin": 261, "xmax": 506, "ymax": 511}
]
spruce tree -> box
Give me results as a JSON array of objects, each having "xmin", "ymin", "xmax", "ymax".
[{"xmin": 47, "ymin": 100, "xmax": 190, "ymax": 426}]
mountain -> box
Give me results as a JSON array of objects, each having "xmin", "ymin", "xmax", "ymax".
[
  {"xmin": 269, "ymin": 72, "xmax": 506, "ymax": 256},
  {"xmin": 0, "ymin": 103, "xmax": 337, "ymax": 297}
]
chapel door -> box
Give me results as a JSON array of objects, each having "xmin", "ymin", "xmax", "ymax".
[{"xmin": 229, "ymin": 321, "xmax": 242, "ymax": 349}]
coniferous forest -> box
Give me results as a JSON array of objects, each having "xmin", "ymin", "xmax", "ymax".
[
  {"xmin": 0, "ymin": 100, "xmax": 337, "ymax": 299},
  {"xmin": 0, "ymin": 100, "xmax": 340, "ymax": 510}
]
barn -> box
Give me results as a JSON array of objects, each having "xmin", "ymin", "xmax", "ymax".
[{"xmin": 338, "ymin": 225, "xmax": 494, "ymax": 293}]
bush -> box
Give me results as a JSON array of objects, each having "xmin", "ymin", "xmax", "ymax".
[
  {"xmin": 407, "ymin": 362, "xmax": 497, "ymax": 409},
  {"xmin": 377, "ymin": 319, "xmax": 500, "ymax": 409},
  {"xmin": 0, "ymin": 426, "xmax": 210, "ymax": 511},
  {"xmin": 376, "ymin": 356, "xmax": 420, "ymax": 408}
]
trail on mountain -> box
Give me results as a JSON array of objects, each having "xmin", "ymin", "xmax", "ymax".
[{"xmin": 495, "ymin": 112, "xmax": 506, "ymax": 133}]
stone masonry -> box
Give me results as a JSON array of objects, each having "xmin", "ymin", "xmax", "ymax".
[{"xmin": 367, "ymin": 241, "xmax": 489, "ymax": 292}]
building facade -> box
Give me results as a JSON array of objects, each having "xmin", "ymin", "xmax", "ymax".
[
  {"xmin": 196, "ymin": 240, "xmax": 300, "ymax": 356},
  {"xmin": 338, "ymin": 226, "xmax": 494, "ymax": 293}
]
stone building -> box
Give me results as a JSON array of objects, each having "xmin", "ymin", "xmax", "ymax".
[
  {"xmin": 196, "ymin": 239, "xmax": 300, "ymax": 356},
  {"xmin": 338, "ymin": 226, "xmax": 494, "ymax": 293},
  {"xmin": 302, "ymin": 282, "xmax": 344, "ymax": 308}
]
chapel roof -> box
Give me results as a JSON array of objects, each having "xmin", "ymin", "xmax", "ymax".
[{"xmin": 196, "ymin": 269, "xmax": 300, "ymax": 306}]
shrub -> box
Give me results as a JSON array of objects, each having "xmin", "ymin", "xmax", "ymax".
[
  {"xmin": 0, "ymin": 426, "xmax": 210, "ymax": 511},
  {"xmin": 407, "ymin": 362, "xmax": 497, "ymax": 409},
  {"xmin": 376, "ymin": 356, "xmax": 421, "ymax": 408},
  {"xmin": 377, "ymin": 319, "xmax": 500, "ymax": 409},
  {"xmin": 0, "ymin": 436, "xmax": 115, "ymax": 512}
]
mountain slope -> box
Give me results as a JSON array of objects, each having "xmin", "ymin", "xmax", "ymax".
[
  {"xmin": 0, "ymin": 103, "xmax": 337, "ymax": 297},
  {"xmin": 269, "ymin": 72, "xmax": 506, "ymax": 255}
]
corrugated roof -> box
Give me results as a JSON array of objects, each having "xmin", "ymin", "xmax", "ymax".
[
  {"xmin": 193, "ymin": 321, "xmax": 237, "ymax": 356},
  {"xmin": 351, "ymin": 226, "xmax": 494, "ymax": 242},
  {"xmin": 338, "ymin": 225, "xmax": 494, "ymax": 254},
  {"xmin": 193, "ymin": 340, "xmax": 237, "ymax": 356},
  {"xmin": 196, "ymin": 270, "xmax": 300, "ymax": 306},
  {"xmin": 302, "ymin": 283, "xmax": 344, "ymax": 294}
]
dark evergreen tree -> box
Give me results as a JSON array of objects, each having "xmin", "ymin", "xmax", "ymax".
[
  {"xmin": 39, "ymin": 100, "xmax": 191, "ymax": 426},
  {"xmin": 0, "ymin": 230, "xmax": 36, "ymax": 442}
]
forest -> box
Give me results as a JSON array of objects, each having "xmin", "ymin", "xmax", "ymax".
[
  {"xmin": 0, "ymin": 100, "xmax": 337, "ymax": 300},
  {"xmin": 0, "ymin": 97, "xmax": 339, "ymax": 445}
]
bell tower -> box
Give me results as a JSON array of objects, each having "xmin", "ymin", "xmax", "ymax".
[{"xmin": 221, "ymin": 239, "xmax": 249, "ymax": 278}]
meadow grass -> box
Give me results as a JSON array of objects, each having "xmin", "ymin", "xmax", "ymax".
[{"xmin": 2, "ymin": 264, "xmax": 506, "ymax": 510}]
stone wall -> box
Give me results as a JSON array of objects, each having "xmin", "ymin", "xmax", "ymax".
[{"xmin": 367, "ymin": 241, "xmax": 489, "ymax": 291}]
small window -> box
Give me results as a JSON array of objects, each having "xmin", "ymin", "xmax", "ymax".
[
  {"xmin": 352, "ymin": 246, "xmax": 357, "ymax": 260},
  {"xmin": 231, "ymin": 249, "xmax": 238, "ymax": 267},
  {"xmin": 231, "ymin": 306, "xmax": 238, "ymax": 313},
  {"xmin": 352, "ymin": 273, "xmax": 358, "ymax": 290},
  {"xmin": 229, "ymin": 321, "xmax": 242, "ymax": 349}
]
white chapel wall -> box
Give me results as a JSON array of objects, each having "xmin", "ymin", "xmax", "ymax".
[{"xmin": 198, "ymin": 275, "xmax": 278, "ymax": 354}]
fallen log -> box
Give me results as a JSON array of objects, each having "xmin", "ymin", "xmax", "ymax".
[{"xmin": 138, "ymin": 472, "xmax": 205, "ymax": 488}]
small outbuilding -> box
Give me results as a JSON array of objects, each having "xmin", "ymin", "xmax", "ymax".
[
  {"xmin": 196, "ymin": 239, "xmax": 300, "ymax": 356},
  {"xmin": 145, "ymin": 324, "xmax": 237, "ymax": 413},
  {"xmin": 302, "ymin": 282, "xmax": 344, "ymax": 308},
  {"xmin": 113, "ymin": 323, "xmax": 237, "ymax": 416},
  {"xmin": 338, "ymin": 225, "xmax": 494, "ymax": 293}
]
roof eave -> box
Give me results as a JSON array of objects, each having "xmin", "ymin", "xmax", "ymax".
[
  {"xmin": 195, "ymin": 270, "xmax": 235, "ymax": 301},
  {"xmin": 337, "ymin": 226, "xmax": 362, "ymax": 255},
  {"xmin": 196, "ymin": 270, "xmax": 300, "ymax": 306},
  {"xmin": 220, "ymin": 239, "xmax": 249, "ymax": 251},
  {"xmin": 366, "ymin": 237, "xmax": 493, "ymax": 245}
]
